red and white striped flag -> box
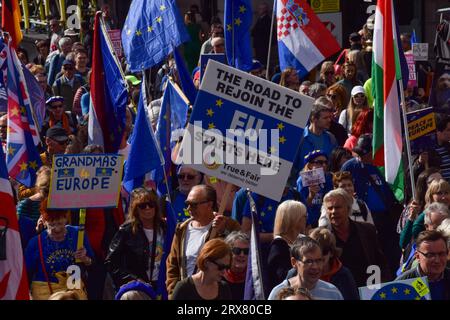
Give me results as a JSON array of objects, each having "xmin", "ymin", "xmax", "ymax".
[{"xmin": 0, "ymin": 146, "xmax": 29, "ymax": 300}]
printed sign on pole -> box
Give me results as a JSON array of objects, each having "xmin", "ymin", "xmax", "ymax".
[
  {"xmin": 178, "ymin": 60, "xmax": 314, "ymax": 201},
  {"xmin": 108, "ymin": 29, "xmax": 123, "ymax": 58},
  {"xmin": 48, "ymin": 154, "xmax": 124, "ymax": 209},
  {"xmin": 406, "ymin": 107, "xmax": 436, "ymax": 155},
  {"xmin": 359, "ymin": 277, "xmax": 431, "ymax": 300},
  {"xmin": 412, "ymin": 43, "xmax": 428, "ymax": 62},
  {"xmin": 405, "ymin": 53, "xmax": 417, "ymax": 88}
]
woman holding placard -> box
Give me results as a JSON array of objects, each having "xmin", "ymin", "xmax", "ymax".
[{"xmin": 296, "ymin": 150, "xmax": 333, "ymax": 228}]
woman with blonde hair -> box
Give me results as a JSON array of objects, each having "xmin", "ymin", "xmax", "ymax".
[
  {"xmin": 338, "ymin": 85, "xmax": 369, "ymax": 133},
  {"xmin": 171, "ymin": 238, "xmax": 232, "ymax": 300},
  {"xmin": 400, "ymin": 179, "xmax": 450, "ymax": 248},
  {"xmin": 105, "ymin": 188, "xmax": 167, "ymax": 297},
  {"xmin": 267, "ymin": 200, "xmax": 307, "ymax": 292}
]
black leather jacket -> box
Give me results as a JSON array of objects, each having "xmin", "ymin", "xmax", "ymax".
[{"xmin": 105, "ymin": 222, "xmax": 151, "ymax": 288}]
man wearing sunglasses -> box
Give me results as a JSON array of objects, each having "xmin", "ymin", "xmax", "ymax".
[
  {"xmin": 166, "ymin": 185, "xmax": 240, "ymax": 298},
  {"xmin": 52, "ymin": 59, "xmax": 85, "ymax": 113},
  {"xmin": 164, "ymin": 166, "xmax": 203, "ymax": 224},
  {"xmin": 41, "ymin": 96, "xmax": 77, "ymax": 140},
  {"xmin": 396, "ymin": 230, "xmax": 450, "ymax": 300}
]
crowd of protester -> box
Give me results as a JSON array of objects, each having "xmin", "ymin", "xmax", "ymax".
[{"xmin": 1, "ymin": 2, "xmax": 449, "ymax": 301}]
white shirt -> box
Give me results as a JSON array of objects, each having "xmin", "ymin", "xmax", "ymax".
[{"xmin": 185, "ymin": 221, "xmax": 212, "ymax": 276}]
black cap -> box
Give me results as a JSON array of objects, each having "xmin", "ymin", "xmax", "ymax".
[
  {"xmin": 349, "ymin": 32, "xmax": 361, "ymax": 42},
  {"xmin": 353, "ymin": 133, "xmax": 372, "ymax": 156},
  {"xmin": 45, "ymin": 126, "xmax": 69, "ymax": 142}
]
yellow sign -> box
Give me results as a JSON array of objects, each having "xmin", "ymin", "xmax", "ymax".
[
  {"xmin": 412, "ymin": 278, "xmax": 430, "ymax": 297},
  {"xmin": 310, "ymin": 0, "xmax": 340, "ymax": 13},
  {"xmin": 408, "ymin": 112, "xmax": 436, "ymax": 141}
]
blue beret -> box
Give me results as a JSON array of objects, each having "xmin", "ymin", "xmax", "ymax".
[
  {"xmin": 46, "ymin": 96, "xmax": 64, "ymax": 105},
  {"xmin": 115, "ymin": 280, "xmax": 157, "ymax": 300},
  {"xmin": 304, "ymin": 150, "xmax": 327, "ymax": 166}
]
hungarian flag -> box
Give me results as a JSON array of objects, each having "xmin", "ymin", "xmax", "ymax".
[
  {"xmin": 372, "ymin": 0, "xmax": 404, "ymax": 201},
  {"xmin": 1, "ymin": 0, "xmax": 23, "ymax": 48},
  {"xmin": 0, "ymin": 147, "xmax": 29, "ymax": 300}
]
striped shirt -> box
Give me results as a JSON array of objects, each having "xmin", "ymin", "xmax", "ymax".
[{"xmin": 436, "ymin": 145, "xmax": 450, "ymax": 182}]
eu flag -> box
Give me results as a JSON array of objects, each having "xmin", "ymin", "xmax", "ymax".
[
  {"xmin": 89, "ymin": 12, "xmax": 128, "ymax": 153},
  {"xmin": 152, "ymin": 80, "xmax": 189, "ymax": 196},
  {"xmin": 173, "ymin": 46, "xmax": 197, "ymax": 106},
  {"xmin": 123, "ymin": 80, "xmax": 163, "ymax": 192},
  {"xmin": 224, "ymin": 0, "xmax": 253, "ymax": 71},
  {"xmin": 121, "ymin": 0, "xmax": 190, "ymax": 72}
]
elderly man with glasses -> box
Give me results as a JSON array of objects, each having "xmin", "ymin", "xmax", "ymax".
[
  {"xmin": 166, "ymin": 185, "xmax": 240, "ymax": 298},
  {"xmin": 396, "ymin": 230, "xmax": 450, "ymax": 300},
  {"xmin": 52, "ymin": 60, "xmax": 85, "ymax": 113},
  {"xmin": 269, "ymin": 236, "xmax": 343, "ymax": 300}
]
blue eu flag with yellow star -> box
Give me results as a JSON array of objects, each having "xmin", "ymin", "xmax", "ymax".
[
  {"xmin": 121, "ymin": 0, "xmax": 190, "ymax": 72},
  {"xmin": 224, "ymin": 0, "xmax": 253, "ymax": 71}
]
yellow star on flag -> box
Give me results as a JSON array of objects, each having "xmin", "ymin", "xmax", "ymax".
[
  {"xmin": 10, "ymin": 107, "xmax": 19, "ymax": 117},
  {"xmin": 208, "ymin": 123, "xmax": 215, "ymax": 129},
  {"xmin": 163, "ymin": 114, "xmax": 168, "ymax": 120},
  {"xmin": 268, "ymin": 206, "xmax": 273, "ymax": 211},
  {"xmin": 404, "ymin": 289, "xmax": 410, "ymax": 295},
  {"xmin": 227, "ymin": 24, "xmax": 232, "ymax": 31},
  {"xmin": 102, "ymin": 168, "xmax": 107, "ymax": 174},
  {"xmin": 206, "ymin": 108, "xmax": 214, "ymax": 117},
  {"xmin": 156, "ymin": 17, "xmax": 162, "ymax": 23},
  {"xmin": 148, "ymin": 26, "xmax": 153, "ymax": 32},
  {"xmin": 8, "ymin": 146, "xmax": 15, "ymax": 155},
  {"xmin": 64, "ymin": 169, "xmax": 69, "ymax": 175},
  {"xmin": 235, "ymin": 18, "xmax": 242, "ymax": 26},
  {"xmin": 136, "ymin": 30, "xmax": 142, "ymax": 36},
  {"xmin": 19, "ymin": 162, "xmax": 28, "ymax": 171},
  {"xmin": 379, "ymin": 292, "xmax": 386, "ymax": 299},
  {"xmin": 20, "ymin": 106, "xmax": 26, "ymax": 115},
  {"xmin": 277, "ymin": 123, "xmax": 285, "ymax": 131},
  {"xmin": 160, "ymin": 5, "xmax": 166, "ymax": 11},
  {"xmin": 391, "ymin": 287, "xmax": 398, "ymax": 294},
  {"xmin": 29, "ymin": 161, "xmax": 38, "ymax": 170},
  {"xmin": 216, "ymin": 99, "xmax": 223, "ymax": 107},
  {"xmin": 239, "ymin": 5, "xmax": 246, "ymax": 13},
  {"xmin": 415, "ymin": 296, "xmax": 421, "ymax": 300},
  {"xmin": 279, "ymin": 136, "xmax": 286, "ymax": 144},
  {"xmin": 261, "ymin": 211, "xmax": 265, "ymax": 217}
]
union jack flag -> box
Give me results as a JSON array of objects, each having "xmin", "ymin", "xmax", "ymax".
[{"xmin": 3, "ymin": 38, "xmax": 41, "ymax": 187}]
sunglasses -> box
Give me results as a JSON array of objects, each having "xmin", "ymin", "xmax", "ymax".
[
  {"xmin": 185, "ymin": 199, "xmax": 210, "ymax": 208},
  {"xmin": 232, "ymin": 247, "xmax": 249, "ymax": 255},
  {"xmin": 327, "ymin": 93, "xmax": 337, "ymax": 99},
  {"xmin": 49, "ymin": 104, "xmax": 64, "ymax": 109},
  {"xmin": 210, "ymin": 260, "xmax": 230, "ymax": 271},
  {"xmin": 137, "ymin": 201, "xmax": 156, "ymax": 209},
  {"xmin": 311, "ymin": 160, "xmax": 328, "ymax": 165},
  {"xmin": 353, "ymin": 94, "xmax": 365, "ymax": 99},
  {"xmin": 178, "ymin": 173, "xmax": 196, "ymax": 180}
]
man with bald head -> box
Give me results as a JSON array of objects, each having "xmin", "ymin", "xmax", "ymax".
[{"xmin": 166, "ymin": 184, "xmax": 240, "ymax": 297}]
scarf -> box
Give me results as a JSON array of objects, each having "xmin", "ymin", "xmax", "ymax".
[
  {"xmin": 321, "ymin": 257, "xmax": 342, "ymax": 283},
  {"xmin": 49, "ymin": 112, "xmax": 71, "ymax": 135},
  {"xmin": 223, "ymin": 269, "xmax": 246, "ymax": 284}
]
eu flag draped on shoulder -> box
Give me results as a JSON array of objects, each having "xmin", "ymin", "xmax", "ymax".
[
  {"xmin": 1, "ymin": 0, "xmax": 23, "ymax": 48},
  {"xmin": 121, "ymin": 0, "xmax": 190, "ymax": 72},
  {"xmin": 123, "ymin": 79, "xmax": 163, "ymax": 193},
  {"xmin": 4, "ymin": 38, "xmax": 42, "ymax": 188},
  {"xmin": 152, "ymin": 79, "xmax": 189, "ymax": 196},
  {"xmin": 0, "ymin": 144, "xmax": 29, "ymax": 300},
  {"xmin": 276, "ymin": 0, "xmax": 340, "ymax": 77},
  {"xmin": 224, "ymin": 0, "xmax": 253, "ymax": 71},
  {"xmin": 88, "ymin": 12, "xmax": 128, "ymax": 153}
]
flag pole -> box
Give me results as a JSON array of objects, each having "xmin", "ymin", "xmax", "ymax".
[
  {"xmin": 398, "ymin": 78, "xmax": 416, "ymax": 200},
  {"xmin": 265, "ymin": 1, "xmax": 276, "ymax": 80}
]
